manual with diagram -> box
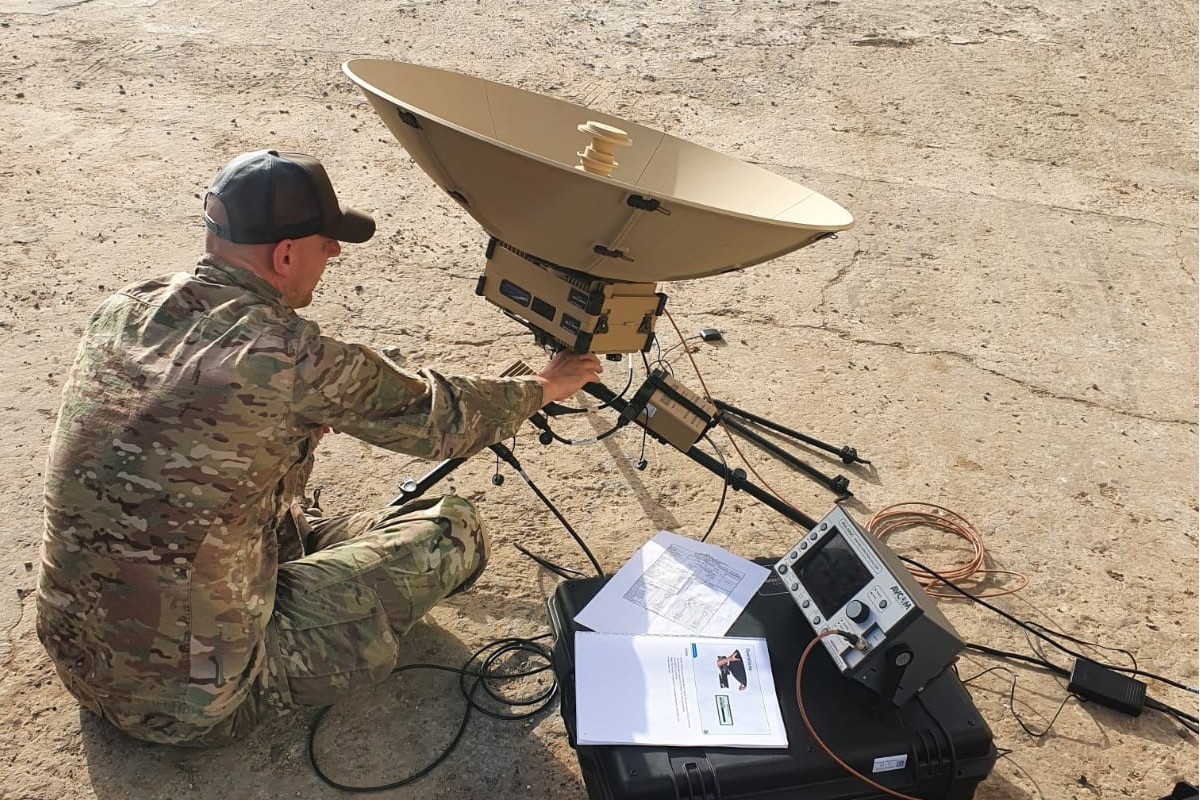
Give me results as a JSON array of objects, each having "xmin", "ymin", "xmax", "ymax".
[{"xmin": 574, "ymin": 631, "xmax": 788, "ymax": 747}]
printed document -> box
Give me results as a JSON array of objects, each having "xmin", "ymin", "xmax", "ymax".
[
  {"xmin": 573, "ymin": 531, "xmax": 769, "ymax": 636},
  {"xmin": 574, "ymin": 632, "xmax": 788, "ymax": 747}
]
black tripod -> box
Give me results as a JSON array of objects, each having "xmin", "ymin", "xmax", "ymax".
[
  {"xmin": 711, "ymin": 399, "xmax": 869, "ymax": 501},
  {"xmin": 390, "ymin": 380, "xmax": 871, "ymax": 538}
]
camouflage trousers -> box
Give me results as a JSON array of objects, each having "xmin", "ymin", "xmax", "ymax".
[{"xmin": 162, "ymin": 494, "xmax": 488, "ymax": 746}]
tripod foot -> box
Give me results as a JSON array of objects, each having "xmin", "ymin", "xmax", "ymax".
[{"xmin": 838, "ymin": 445, "xmax": 871, "ymax": 466}]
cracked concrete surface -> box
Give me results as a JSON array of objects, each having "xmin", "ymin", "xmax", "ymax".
[{"xmin": 0, "ymin": 0, "xmax": 1196, "ymax": 799}]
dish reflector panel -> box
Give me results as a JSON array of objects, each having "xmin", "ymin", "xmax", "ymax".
[{"xmin": 344, "ymin": 59, "xmax": 853, "ymax": 282}]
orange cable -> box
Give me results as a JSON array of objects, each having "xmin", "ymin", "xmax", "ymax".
[
  {"xmin": 866, "ymin": 502, "xmax": 1028, "ymax": 598},
  {"xmin": 658, "ymin": 317, "xmax": 1022, "ymax": 604},
  {"xmin": 662, "ymin": 309, "xmax": 812, "ymax": 524},
  {"xmin": 795, "ymin": 631, "xmax": 925, "ymax": 800}
]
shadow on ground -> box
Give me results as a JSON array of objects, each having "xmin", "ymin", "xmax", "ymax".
[{"xmin": 80, "ymin": 619, "xmax": 580, "ymax": 799}]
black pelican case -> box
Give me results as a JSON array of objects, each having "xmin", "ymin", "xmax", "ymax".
[{"xmin": 547, "ymin": 568, "xmax": 997, "ymax": 800}]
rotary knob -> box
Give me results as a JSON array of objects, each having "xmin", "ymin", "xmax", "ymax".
[{"xmin": 846, "ymin": 600, "xmax": 870, "ymax": 624}]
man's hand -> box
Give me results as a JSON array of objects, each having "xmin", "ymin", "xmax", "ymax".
[{"xmin": 534, "ymin": 351, "xmax": 603, "ymax": 405}]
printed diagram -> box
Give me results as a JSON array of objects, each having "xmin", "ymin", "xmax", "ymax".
[
  {"xmin": 571, "ymin": 529, "xmax": 770, "ymax": 638},
  {"xmin": 623, "ymin": 545, "xmax": 744, "ymax": 629}
]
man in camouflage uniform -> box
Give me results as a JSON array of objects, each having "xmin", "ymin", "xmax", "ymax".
[{"xmin": 36, "ymin": 150, "xmax": 602, "ymax": 746}]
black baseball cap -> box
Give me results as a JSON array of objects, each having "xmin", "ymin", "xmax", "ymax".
[{"xmin": 204, "ymin": 150, "xmax": 375, "ymax": 244}]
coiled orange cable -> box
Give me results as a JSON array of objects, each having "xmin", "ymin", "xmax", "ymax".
[{"xmin": 866, "ymin": 502, "xmax": 1028, "ymax": 599}]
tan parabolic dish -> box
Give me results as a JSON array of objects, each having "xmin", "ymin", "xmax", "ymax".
[{"xmin": 343, "ymin": 59, "xmax": 854, "ymax": 282}]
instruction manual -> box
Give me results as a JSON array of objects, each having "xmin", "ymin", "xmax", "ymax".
[
  {"xmin": 574, "ymin": 631, "xmax": 788, "ymax": 747},
  {"xmin": 573, "ymin": 531, "xmax": 769, "ymax": 637}
]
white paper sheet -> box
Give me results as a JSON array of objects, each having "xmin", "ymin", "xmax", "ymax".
[
  {"xmin": 574, "ymin": 531, "xmax": 769, "ymax": 636},
  {"xmin": 574, "ymin": 632, "xmax": 788, "ymax": 747}
]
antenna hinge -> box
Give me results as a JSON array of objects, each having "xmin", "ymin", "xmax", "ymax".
[
  {"xmin": 626, "ymin": 194, "xmax": 669, "ymax": 214},
  {"xmin": 593, "ymin": 245, "xmax": 633, "ymax": 261}
]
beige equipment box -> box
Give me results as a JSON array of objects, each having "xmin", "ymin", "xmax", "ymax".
[
  {"xmin": 478, "ymin": 240, "xmax": 665, "ymax": 355},
  {"xmin": 622, "ymin": 369, "xmax": 718, "ymax": 452}
]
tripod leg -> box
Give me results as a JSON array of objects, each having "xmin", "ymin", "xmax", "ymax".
[
  {"xmin": 721, "ymin": 416, "xmax": 852, "ymax": 499},
  {"xmin": 712, "ymin": 399, "xmax": 871, "ymax": 466},
  {"xmin": 583, "ymin": 382, "xmax": 819, "ymax": 530},
  {"xmin": 388, "ymin": 457, "xmax": 467, "ymax": 506}
]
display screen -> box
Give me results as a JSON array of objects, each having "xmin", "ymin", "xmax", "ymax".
[{"xmin": 797, "ymin": 528, "xmax": 873, "ymax": 619}]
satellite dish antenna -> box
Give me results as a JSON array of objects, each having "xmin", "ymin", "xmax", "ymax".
[
  {"xmin": 343, "ymin": 59, "xmax": 853, "ymax": 284},
  {"xmin": 340, "ymin": 62, "xmax": 874, "ymax": 603}
]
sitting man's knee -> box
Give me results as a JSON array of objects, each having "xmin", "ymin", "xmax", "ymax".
[
  {"xmin": 438, "ymin": 496, "xmax": 487, "ymax": 552},
  {"xmin": 436, "ymin": 495, "xmax": 489, "ymax": 594},
  {"xmin": 438, "ymin": 493, "xmax": 481, "ymax": 524}
]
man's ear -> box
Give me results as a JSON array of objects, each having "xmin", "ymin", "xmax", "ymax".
[{"xmin": 271, "ymin": 239, "xmax": 294, "ymax": 277}]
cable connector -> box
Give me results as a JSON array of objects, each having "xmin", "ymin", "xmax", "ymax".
[{"xmin": 833, "ymin": 630, "xmax": 869, "ymax": 653}]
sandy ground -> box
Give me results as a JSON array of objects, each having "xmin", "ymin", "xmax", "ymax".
[{"xmin": 1, "ymin": 0, "xmax": 1197, "ymax": 798}]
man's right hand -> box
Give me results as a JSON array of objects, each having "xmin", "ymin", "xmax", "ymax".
[{"xmin": 534, "ymin": 351, "xmax": 603, "ymax": 405}]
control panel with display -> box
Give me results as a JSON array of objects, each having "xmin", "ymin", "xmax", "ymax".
[{"xmin": 775, "ymin": 506, "xmax": 965, "ymax": 706}]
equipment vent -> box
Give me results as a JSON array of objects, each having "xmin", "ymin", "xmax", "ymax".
[{"xmin": 497, "ymin": 240, "xmax": 596, "ymax": 288}]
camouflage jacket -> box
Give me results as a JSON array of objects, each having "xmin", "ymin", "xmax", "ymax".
[{"xmin": 36, "ymin": 257, "xmax": 543, "ymax": 735}]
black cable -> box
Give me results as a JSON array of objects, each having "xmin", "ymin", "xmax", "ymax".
[
  {"xmin": 957, "ymin": 662, "xmax": 1015, "ymax": 684},
  {"xmin": 307, "ymin": 634, "xmax": 557, "ymax": 793},
  {"xmin": 540, "ymin": 355, "xmax": 636, "ymax": 415},
  {"xmin": 513, "ymin": 542, "xmax": 589, "ymax": 580},
  {"xmin": 1007, "ymin": 680, "xmax": 1074, "ymax": 738},
  {"xmin": 657, "ymin": 334, "xmax": 702, "ymax": 363},
  {"xmin": 458, "ymin": 636, "xmax": 558, "ymax": 718},
  {"xmin": 957, "ymin": 660, "xmax": 1074, "ymax": 738},
  {"xmin": 699, "ymin": 432, "xmax": 729, "ymax": 543},
  {"xmin": 965, "ymin": 642, "xmax": 1067, "ymax": 675},
  {"xmin": 529, "ymin": 411, "xmax": 627, "ymax": 446},
  {"xmin": 491, "ymin": 444, "xmax": 604, "ymax": 577},
  {"xmin": 967, "ymin": 641, "xmax": 1199, "ymax": 728},
  {"xmin": 964, "ymin": 632, "xmax": 1199, "ymax": 732},
  {"xmin": 634, "ymin": 411, "xmax": 650, "ymax": 467},
  {"xmin": 900, "ymin": 555, "xmax": 1198, "ymax": 696},
  {"xmin": 1024, "ymin": 620, "xmax": 1138, "ymax": 672},
  {"xmin": 515, "ymin": 468, "xmax": 603, "ymax": 576},
  {"xmin": 527, "ymin": 362, "xmax": 635, "ymax": 445},
  {"xmin": 903, "ymin": 556, "xmax": 1198, "ymax": 735},
  {"xmin": 1147, "ymin": 697, "xmax": 1200, "ymax": 733},
  {"xmin": 641, "ymin": 347, "xmax": 674, "ymax": 377}
]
